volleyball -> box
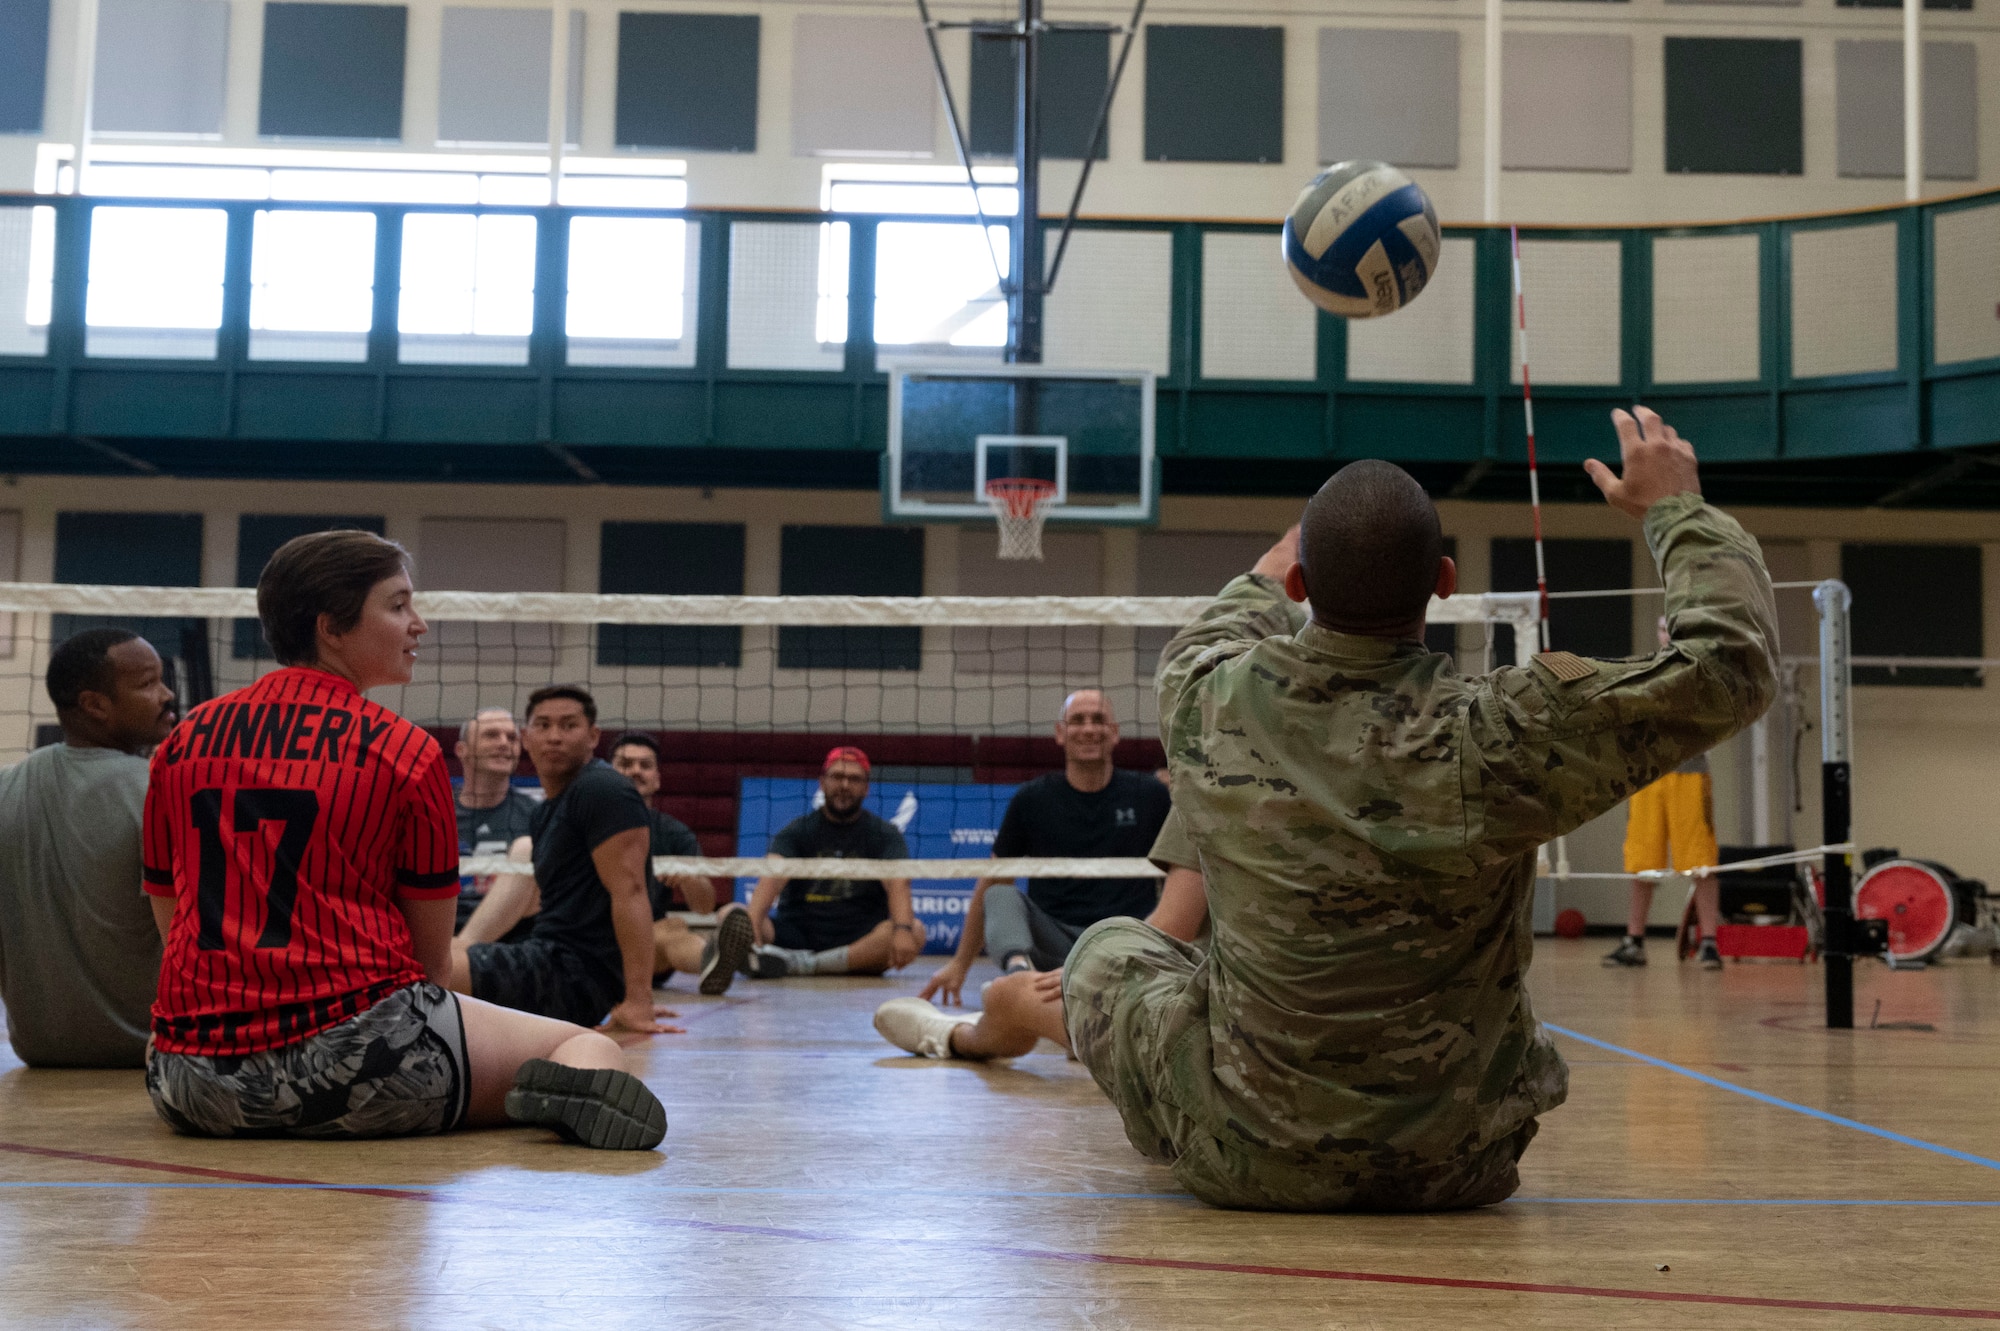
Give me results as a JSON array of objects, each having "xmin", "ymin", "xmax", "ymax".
[{"xmin": 1281, "ymin": 160, "xmax": 1441, "ymax": 319}]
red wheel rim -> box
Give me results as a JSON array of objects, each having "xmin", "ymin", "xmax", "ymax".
[{"xmin": 1854, "ymin": 861, "xmax": 1957, "ymax": 962}]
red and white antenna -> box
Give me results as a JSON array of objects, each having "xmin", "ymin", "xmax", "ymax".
[{"xmin": 1510, "ymin": 225, "xmax": 1551, "ymax": 652}]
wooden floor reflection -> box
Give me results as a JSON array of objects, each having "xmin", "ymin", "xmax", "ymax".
[{"xmin": 3, "ymin": 940, "xmax": 1997, "ymax": 1328}]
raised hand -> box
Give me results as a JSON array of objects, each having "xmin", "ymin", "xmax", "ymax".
[{"xmin": 1586, "ymin": 406, "xmax": 1701, "ymax": 519}]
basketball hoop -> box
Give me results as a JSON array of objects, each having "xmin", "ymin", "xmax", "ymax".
[{"xmin": 985, "ymin": 477, "xmax": 1057, "ymax": 561}]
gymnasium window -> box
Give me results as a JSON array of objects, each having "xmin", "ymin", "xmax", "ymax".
[
  {"xmin": 249, "ymin": 209, "xmax": 377, "ymax": 362},
  {"xmin": 598, "ymin": 523, "xmax": 746, "ymax": 668},
  {"xmin": 398, "ymin": 213, "xmax": 538, "ymax": 365},
  {"xmin": 0, "ymin": 205, "xmax": 56, "ymax": 357},
  {"xmin": 823, "ymin": 165, "xmax": 1016, "ymax": 362},
  {"xmin": 84, "ymin": 206, "xmax": 228, "ymax": 359},
  {"xmin": 232, "ymin": 514, "xmax": 386, "ymax": 658},
  {"xmin": 1491, "ymin": 538, "xmax": 1634, "ymax": 662},
  {"xmin": 778, "ymin": 526, "xmax": 925, "ymax": 671},
  {"xmin": 1842, "ymin": 544, "xmax": 1984, "ymax": 687},
  {"xmin": 566, "ymin": 216, "xmax": 699, "ymax": 368}
]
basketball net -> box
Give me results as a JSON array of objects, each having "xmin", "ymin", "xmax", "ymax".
[{"xmin": 985, "ymin": 477, "xmax": 1057, "ymax": 561}]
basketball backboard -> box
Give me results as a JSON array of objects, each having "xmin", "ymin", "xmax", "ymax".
[{"xmin": 884, "ymin": 364, "xmax": 1156, "ymax": 524}]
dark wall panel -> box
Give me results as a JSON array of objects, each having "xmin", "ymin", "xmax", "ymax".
[
  {"xmin": 616, "ymin": 12, "xmax": 759, "ymax": 152},
  {"xmin": 779, "ymin": 525, "xmax": 923, "ymax": 670},
  {"xmin": 0, "ymin": 0, "xmax": 51, "ymax": 133},
  {"xmin": 260, "ymin": 2, "xmax": 408, "ymax": 140},
  {"xmin": 1144, "ymin": 25, "xmax": 1283, "ymax": 163},
  {"xmin": 970, "ymin": 27, "xmax": 1109, "ymax": 159},
  {"xmin": 1492, "ymin": 537, "xmax": 1634, "ymax": 662},
  {"xmin": 1843, "ymin": 543, "xmax": 1982, "ymax": 686},
  {"xmin": 1665, "ymin": 37, "xmax": 1802, "ymax": 175},
  {"xmin": 598, "ymin": 521, "xmax": 745, "ymax": 667}
]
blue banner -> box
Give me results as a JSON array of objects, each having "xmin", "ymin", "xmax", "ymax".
[{"xmin": 736, "ymin": 778, "xmax": 1019, "ymax": 955}]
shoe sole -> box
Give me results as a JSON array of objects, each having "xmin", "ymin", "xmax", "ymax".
[
  {"xmin": 503, "ymin": 1059, "xmax": 667, "ymax": 1150},
  {"xmin": 700, "ymin": 909, "xmax": 754, "ymax": 996}
]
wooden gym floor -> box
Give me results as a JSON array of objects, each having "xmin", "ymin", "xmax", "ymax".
[{"xmin": 2, "ymin": 940, "xmax": 1997, "ymax": 1329}]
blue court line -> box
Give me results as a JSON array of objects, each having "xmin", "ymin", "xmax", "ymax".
[
  {"xmin": 5, "ymin": 1181, "xmax": 2000, "ymax": 1207},
  {"xmin": 1546, "ymin": 1023, "xmax": 2000, "ymax": 1175}
]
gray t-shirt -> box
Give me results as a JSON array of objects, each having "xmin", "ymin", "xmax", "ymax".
[{"xmin": 0, "ymin": 743, "xmax": 159, "ymax": 1067}]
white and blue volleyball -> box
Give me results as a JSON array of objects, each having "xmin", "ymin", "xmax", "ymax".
[{"xmin": 1282, "ymin": 161, "xmax": 1441, "ymax": 319}]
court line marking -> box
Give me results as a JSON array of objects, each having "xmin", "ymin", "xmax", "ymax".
[
  {"xmin": 5, "ymin": 1142, "xmax": 2000, "ymax": 1317},
  {"xmin": 1546, "ymin": 1023, "xmax": 2000, "ymax": 1174}
]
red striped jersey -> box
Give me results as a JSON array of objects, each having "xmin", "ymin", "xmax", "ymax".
[{"xmin": 143, "ymin": 666, "xmax": 460, "ymax": 1056}]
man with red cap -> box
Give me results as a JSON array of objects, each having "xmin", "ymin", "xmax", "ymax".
[{"xmin": 740, "ymin": 747, "xmax": 925, "ymax": 977}]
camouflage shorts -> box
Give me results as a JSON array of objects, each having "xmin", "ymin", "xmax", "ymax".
[
  {"xmin": 1064, "ymin": 918, "xmax": 1537, "ymax": 1212},
  {"xmin": 147, "ymin": 982, "xmax": 470, "ymax": 1140}
]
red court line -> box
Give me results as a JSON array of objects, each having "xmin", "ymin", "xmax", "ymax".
[{"xmin": 6, "ymin": 1139, "xmax": 1998, "ymax": 1320}]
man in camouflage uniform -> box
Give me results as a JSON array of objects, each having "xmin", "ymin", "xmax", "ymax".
[{"xmin": 1063, "ymin": 406, "xmax": 1777, "ymax": 1211}]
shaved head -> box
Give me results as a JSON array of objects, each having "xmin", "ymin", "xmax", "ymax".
[
  {"xmin": 1060, "ymin": 688, "xmax": 1115, "ymax": 724},
  {"xmin": 1297, "ymin": 460, "xmax": 1444, "ymax": 632}
]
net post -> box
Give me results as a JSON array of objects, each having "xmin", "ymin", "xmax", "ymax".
[{"xmin": 1815, "ymin": 579, "xmax": 1855, "ymax": 1029}]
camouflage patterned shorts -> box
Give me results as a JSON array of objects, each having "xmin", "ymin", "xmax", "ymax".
[
  {"xmin": 1063, "ymin": 918, "xmax": 1536, "ymax": 1212},
  {"xmin": 147, "ymin": 982, "xmax": 470, "ymax": 1140}
]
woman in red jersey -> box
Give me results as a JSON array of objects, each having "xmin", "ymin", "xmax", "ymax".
[{"xmin": 143, "ymin": 530, "xmax": 669, "ymax": 1149}]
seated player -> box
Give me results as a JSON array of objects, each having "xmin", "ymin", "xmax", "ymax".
[
  {"xmin": 741, "ymin": 747, "xmax": 924, "ymax": 977},
  {"xmin": 919, "ymin": 689, "xmax": 1169, "ymax": 1003},
  {"xmin": 607, "ymin": 730, "xmax": 753, "ymax": 994},
  {"xmin": 1605, "ymin": 619, "xmax": 1724, "ymax": 970},
  {"xmin": 144, "ymin": 531, "xmax": 666, "ymax": 1148},
  {"xmin": 452, "ymin": 706, "xmax": 539, "ymax": 940},
  {"xmin": 875, "ymin": 805, "xmax": 1208, "ymax": 1059},
  {"xmin": 448, "ymin": 686, "xmax": 709, "ymax": 1027},
  {"xmin": 0, "ymin": 629, "xmax": 177, "ymax": 1068},
  {"xmin": 881, "ymin": 408, "xmax": 1777, "ymax": 1212}
]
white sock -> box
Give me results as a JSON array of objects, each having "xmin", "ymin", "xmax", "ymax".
[{"xmin": 810, "ymin": 945, "xmax": 851, "ymax": 975}]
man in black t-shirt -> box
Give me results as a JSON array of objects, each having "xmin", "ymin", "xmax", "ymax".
[
  {"xmin": 452, "ymin": 707, "xmax": 542, "ymax": 937},
  {"xmin": 919, "ymin": 689, "xmax": 1170, "ymax": 1004},
  {"xmin": 742, "ymin": 746, "xmax": 925, "ymax": 978},
  {"xmin": 448, "ymin": 686, "xmax": 681, "ymax": 1033},
  {"xmin": 608, "ymin": 731, "xmax": 752, "ymax": 995}
]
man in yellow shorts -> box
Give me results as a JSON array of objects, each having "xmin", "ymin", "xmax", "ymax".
[{"xmin": 1607, "ymin": 624, "xmax": 1723, "ymax": 969}]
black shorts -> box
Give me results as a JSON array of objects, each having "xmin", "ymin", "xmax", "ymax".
[
  {"xmin": 772, "ymin": 907, "xmax": 886, "ymax": 953},
  {"xmin": 146, "ymin": 982, "xmax": 470, "ymax": 1140},
  {"xmin": 466, "ymin": 936, "xmax": 619, "ymax": 1027}
]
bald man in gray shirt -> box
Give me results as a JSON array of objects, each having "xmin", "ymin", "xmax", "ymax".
[{"xmin": 0, "ymin": 629, "xmax": 179, "ymax": 1067}]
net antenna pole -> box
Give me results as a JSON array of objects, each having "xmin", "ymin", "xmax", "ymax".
[
  {"xmin": 1513, "ymin": 225, "xmax": 1568, "ymax": 882},
  {"xmin": 1816, "ymin": 579, "xmax": 1856, "ymax": 1029}
]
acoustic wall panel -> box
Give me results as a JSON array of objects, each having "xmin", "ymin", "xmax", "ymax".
[
  {"xmin": 419, "ymin": 517, "xmax": 565, "ymax": 665},
  {"xmin": 1652, "ymin": 232, "xmax": 1760, "ymax": 383},
  {"xmin": 971, "ymin": 27, "xmax": 1109, "ymax": 159},
  {"xmin": 616, "ymin": 12, "xmax": 759, "ymax": 153},
  {"xmin": 1345, "ymin": 235, "xmax": 1476, "ymax": 383},
  {"xmin": 1836, "ymin": 41, "xmax": 1977, "ymax": 181},
  {"xmin": 1317, "ymin": 28, "xmax": 1459, "ymax": 169},
  {"xmin": 1665, "ymin": 37, "xmax": 1802, "ymax": 175},
  {"xmin": 1145, "ymin": 26, "xmax": 1283, "ymax": 163},
  {"xmin": 1502, "ymin": 33, "xmax": 1630, "ymax": 172},
  {"xmin": 0, "ymin": 0, "xmax": 51, "ymax": 133},
  {"xmin": 1512, "ymin": 239, "xmax": 1621, "ymax": 385},
  {"xmin": 94, "ymin": 0, "xmax": 228, "ymax": 136},
  {"xmin": 1041, "ymin": 229, "xmax": 1172, "ymax": 377},
  {"xmin": 792, "ymin": 15, "xmax": 933, "ymax": 157},
  {"xmin": 1933, "ymin": 202, "xmax": 2000, "ymax": 366},
  {"xmin": 1201, "ymin": 231, "xmax": 1316, "ymax": 381},
  {"xmin": 439, "ymin": 7, "xmax": 584, "ymax": 146},
  {"xmin": 260, "ymin": 3, "xmax": 407, "ymax": 140},
  {"xmin": 1790, "ymin": 223, "xmax": 1899, "ymax": 378}
]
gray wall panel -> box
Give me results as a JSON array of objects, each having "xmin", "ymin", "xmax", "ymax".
[
  {"xmin": 1503, "ymin": 32, "xmax": 1630, "ymax": 172},
  {"xmin": 1145, "ymin": 25, "xmax": 1283, "ymax": 163},
  {"xmin": 0, "ymin": 0, "xmax": 51, "ymax": 133},
  {"xmin": 1837, "ymin": 40, "xmax": 1977, "ymax": 181},
  {"xmin": 94, "ymin": 0, "xmax": 228, "ymax": 135},
  {"xmin": 792, "ymin": 14, "xmax": 933, "ymax": 157},
  {"xmin": 1318, "ymin": 28, "xmax": 1459, "ymax": 169},
  {"xmin": 970, "ymin": 26, "xmax": 1108, "ymax": 160},
  {"xmin": 1665, "ymin": 37, "xmax": 1802, "ymax": 175},
  {"xmin": 259, "ymin": 3, "xmax": 407, "ymax": 141},
  {"xmin": 616, "ymin": 12, "xmax": 759, "ymax": 152},
  {"xmin": 439, "ymin": 7, "xmax": 583, "ymax": 146}
]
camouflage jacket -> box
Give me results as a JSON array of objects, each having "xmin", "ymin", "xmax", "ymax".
[{"xmin": 1156, "ymin": 493, "xmax": 1777, "ymax": 1175}]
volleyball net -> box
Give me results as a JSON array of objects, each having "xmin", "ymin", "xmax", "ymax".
[{"xmin": 0, "ymin": 580, "xmax": 1540, "ymax": 952}]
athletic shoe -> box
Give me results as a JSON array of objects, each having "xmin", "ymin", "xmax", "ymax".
[
  {"xmin": 873, "ymin": 997, "xmax": 974, "ymax": 1059},
  {"xmin": 1602, "ymin": 937, "xmax": 1647, "ymax": 968},
  {"xmin": 503, "ymin": 1059, "xmax": 667, "ymax": 1150},
  {"xmin": 1697, "ymin": 937, "xmax": 1723, "ymax": 970},
  {"xmin": 698, "ymin": 906, "xmax": 754, "ymax": 996},
  {"xmin": 743, "ymin": 945, "xmax": 790, "ymax": 980}
]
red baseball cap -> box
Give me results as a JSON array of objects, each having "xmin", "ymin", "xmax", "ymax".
[{"xmin": 823, "ymin": 745, "xmax": 871, "ymax": 775}]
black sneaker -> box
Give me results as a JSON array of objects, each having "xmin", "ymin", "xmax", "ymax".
[
  {"xmin": 503, "ymin": 1059, "xmax": 667, "ymax": 1150},
  {"xmin": 743, "ymin": 945, "xmax": 789, "ymax": 980},
  {"xmin": 1697, "ymin": 937, "xmax": 1723, "ymax": 970},
  {"xmin": 1602, "ymin": 937, "xmax": 1647, "ymax": 968},
  {"xmin": 699, "ymin": 907, "xmax": 754, "ymax": 996}
]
